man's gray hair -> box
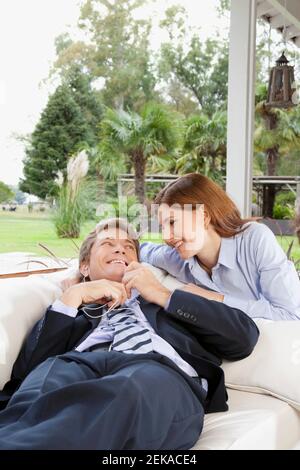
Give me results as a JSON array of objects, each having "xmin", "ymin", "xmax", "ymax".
[{"xmin": 79, "ymin": 218, "xmax": 140, "ymax": 271}]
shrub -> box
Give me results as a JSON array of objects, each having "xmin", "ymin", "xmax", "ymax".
[
  {"xmin": 273, "ymin": 203, "xmax": 295, "ymax": 220},
  {"xmin": 275, "ymin": 191, "xmax": 296, "ymax": 207}
]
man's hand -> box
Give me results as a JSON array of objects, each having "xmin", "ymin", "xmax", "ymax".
[
  {"xmin": 181, "ymin": 283, "xmax": 224, "ymax": 303},
  {"xmin": 122, "ymin": 262, "xmax": 171, "ymax": 308},
  {"xmin": 60, "ymin": 279, "xmax": 128, "ymax": 309}
]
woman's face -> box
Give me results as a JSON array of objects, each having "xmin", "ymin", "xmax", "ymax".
[{"xmin": 158, "ymin": 203, "xmax": 208, "ymax": 259}]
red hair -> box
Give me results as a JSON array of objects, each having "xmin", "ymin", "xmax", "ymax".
[{"xmin": 155, "ymin": 173, "xmax": 252, "ymax": 238}]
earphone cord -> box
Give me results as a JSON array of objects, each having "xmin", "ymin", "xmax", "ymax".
[{"xmin": 82, "ymin": 299, "xmax": 140, "ymax": 320}]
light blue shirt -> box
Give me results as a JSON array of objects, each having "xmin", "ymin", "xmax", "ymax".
[
  {"xmin": 51, "ymin": 290, "xmax": 209, "ymax": 391},
  {"xmin": 140, "ymin": 222, "xmax": 300, "ymax": 321}
]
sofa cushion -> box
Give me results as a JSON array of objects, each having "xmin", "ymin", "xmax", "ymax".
[
  {"xmin": 222, "ymin": 319, "xmax": 300, "ymax": 410},
  {"xmin": 0, "ymin": 268, "xmax": 75, "ymax": 389},
  {"xmin": 191, "ymin": 389, "xmax": 300, "ymax": 450}
]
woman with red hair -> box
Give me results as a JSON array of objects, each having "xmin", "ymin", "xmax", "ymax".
[{"xmin": 140, "ymin": 173, "xmax": 300, "ymax": 321}]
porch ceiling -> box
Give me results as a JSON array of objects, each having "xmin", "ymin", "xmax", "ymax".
[{"xmin": 257, "ymin": 0, "xmax": 300, "ymax": 47}]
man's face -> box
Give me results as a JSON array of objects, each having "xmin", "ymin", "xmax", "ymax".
[{"xmin": 86, "ymin": 228, "xmax": 138, "ymax": 282}]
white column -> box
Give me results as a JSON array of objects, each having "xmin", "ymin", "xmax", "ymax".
[{"xmin": 226, "ymin": 0, "xmax": 257, "ymax": 217}]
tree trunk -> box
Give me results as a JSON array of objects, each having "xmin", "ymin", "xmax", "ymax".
[
  {"xmin": 263, "ymin": 157, "xmax": 277, "ymax": 218},
  {"xmin": 263, "ymin": 146, "xmax": 279, "ymax": 217},
  {"xmin": 263, "ymin": 108, "xmax": 279, "ymax": 218},
  {"xmin": 295, "ymin": 197, "xmax": 300, "ymax": 243},
  {"xmin": 263, "ymin": 182, "xmax": 276, "ymax": 218},
  {"xmin": 131, "ymin": 150, "xmax": 146, "ymax": 204}
]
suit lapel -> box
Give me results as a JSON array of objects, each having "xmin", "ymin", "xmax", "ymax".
[
  {"xmin": 73, "ymin": 306, "xmax": 101, "ymax": 348},
  {"xmin": 137, "ymin": 295, "xmax": 160, "ymax": 332}
]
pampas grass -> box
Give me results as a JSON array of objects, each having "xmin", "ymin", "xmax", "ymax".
[{"xmin": 54, "ymin": 150, "xmax": 92, "ymax": 238}]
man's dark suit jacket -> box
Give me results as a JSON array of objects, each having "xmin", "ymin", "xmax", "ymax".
[{"xmin": 0, "ymin": 289, "xmax": 259, "ymax": 413}]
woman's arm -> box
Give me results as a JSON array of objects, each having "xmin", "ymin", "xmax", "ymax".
[
  {"xmin": 180, "ymin": 225, "xmax": 300, "ymax": 320},
  {"xmin": 187, "ymin": 224, "xmax": 300, "ymax": 321},
  {"xmin": 140, "ymin": 242, "xmax": 192, "ymax": 281},
  {"xmin": 139, "ymin": 232, "xmax": 300, "ymax": 321},
  {"xmin": 180, "ymin": 283, "xmax": 225, "ymax": 303},
  {"xmin": 223, "ymin": 224, "xmax": 300, "ymax": 321}
]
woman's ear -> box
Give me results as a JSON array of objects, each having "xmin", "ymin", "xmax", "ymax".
[
  {"xmin": 203, "ymin": 209, "xmax": 211, "ymax": 230},
  {"xmin": 195, "ymin": 204, "xmax": 209, "ymax": 230}
]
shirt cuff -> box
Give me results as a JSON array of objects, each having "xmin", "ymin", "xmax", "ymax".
[
  {"xmin": 51, "ymin": 299, "xmax": 78, "ymax": 318},
  {"xmin": 164, "ymin": 293, "xmax": 173, "ymax": 311}
]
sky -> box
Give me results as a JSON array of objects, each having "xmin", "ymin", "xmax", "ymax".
[{"xmin": 0, "ymin": 0, "xmax": 228, "ymax": 187}]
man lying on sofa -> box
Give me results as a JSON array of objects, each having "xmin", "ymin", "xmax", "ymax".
[{"xmin": 0, "ymin": 218, "xmax": 259, "ymax": 450}]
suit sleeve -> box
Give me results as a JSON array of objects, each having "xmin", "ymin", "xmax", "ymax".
[
  {"xmin": 11, "ymin": 306, "xmax": 80, "ymax": 382},
  {"xmin": 165, "ymin": 289, "xmax": 259, "ymax": 361}
]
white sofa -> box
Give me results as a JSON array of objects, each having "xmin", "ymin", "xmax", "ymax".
[
  {"xmin": 192, "ymin": 391, "xmax": 300, "ymax": 450},
  {"xmin": 1, "ymin": 264, "xmax": 300, "ymax": 450}
]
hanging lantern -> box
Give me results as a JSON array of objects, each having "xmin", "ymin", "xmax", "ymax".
[{"xmin": 266, "ymin": 52, "xmax": 296, "ymax": 108}]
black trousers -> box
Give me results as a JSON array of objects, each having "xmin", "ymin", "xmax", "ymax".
[{"xmin": 0, "ymin": 350, "xmax": 205, "ymax": 450}]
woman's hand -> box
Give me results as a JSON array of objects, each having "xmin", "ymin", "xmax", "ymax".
[
  {"xmin": 60, "ymin": 279, "xmax": 128, "ymax": 309},
  {"xmin": 60, "ymin": 269, "xmax": 82, "ymax": 292},
  {"xmin": 181, "ymin": 283, "xmax": 224, "ymax": 303},
  {"xmin": 122, "ymin": 262, "xmax": 171, "ymax": 307}
]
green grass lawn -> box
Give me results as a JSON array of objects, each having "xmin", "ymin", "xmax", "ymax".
[
  {"xmin": 0, "ymin": 209, "xmax": 299, "ymax": 262},
  {"xmin": 0, "ymin": 210, "xmax": 162, "ymax": 259}
]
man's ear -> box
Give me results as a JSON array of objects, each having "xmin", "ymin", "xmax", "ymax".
[{"xmin": 80, "ymin": 263, "xmax": 89, "ymax": 278}]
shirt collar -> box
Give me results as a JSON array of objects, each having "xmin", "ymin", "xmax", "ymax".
[
  {"xmin": 215, "ymin": 236, "xmax": 236, "ymax": 270},
  {"xmin": 124, "ymin": 288, "xmax": 140, "ymax": 306},
  {"xmin": 187, "ymin": 236, "xmax": 236, "ymax": 272}
]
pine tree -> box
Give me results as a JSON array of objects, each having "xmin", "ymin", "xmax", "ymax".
[
  {"xmin": 20, "ymin": 84, "xmax": 92, "ymax": 199},
  {"xmin": 65, "ymin": 65, "xmax": 103, "ymax": 146}
]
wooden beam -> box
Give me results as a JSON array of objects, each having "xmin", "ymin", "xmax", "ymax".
[
  {"xmin": 270, "ymin": 13, "xmax": 293, "ymax": 29},
  {"xmin": 285, "ymin": 24, "xmax": 300, "ymax": 38},
  {"xmin": 257, "ymin": 1, "xmax": 274, "ymax": 17},
  {"xmin": 267, "ymin": 0, "xmax": 300, "ymax": 30},
  {"xmin": 259, "ymin": 0, "xmax": 300, "ymax": 47}
]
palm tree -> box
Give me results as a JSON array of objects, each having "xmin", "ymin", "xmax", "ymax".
[
  {"xmin": 254, "ymin": 85, "xmax": 300, "ymax": 217},
  {"xmin": 175, "ymin": 111, "xmax": 227, "ymax": 185},
  {"xmin": 96, "ymin": 103, "xmax": 181, "ymax": 203}
]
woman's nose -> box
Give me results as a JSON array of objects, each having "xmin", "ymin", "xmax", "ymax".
[{"xmin": 162, "ymin": 227, "xmax": 174, "ymax": 241}]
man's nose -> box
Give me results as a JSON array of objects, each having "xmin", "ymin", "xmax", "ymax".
[{"xmin": 113, "ymin": 245, "xmax": 126, "ymax": 254}]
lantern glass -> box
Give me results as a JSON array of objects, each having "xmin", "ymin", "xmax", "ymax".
[{"xmin": 274, "ymin": 70, "xmax": 283, "ymax": 97}]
